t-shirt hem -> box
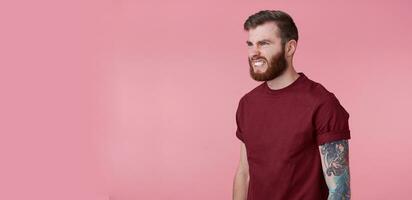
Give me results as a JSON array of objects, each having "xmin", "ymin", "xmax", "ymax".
[
  {"xmin": 236, "ymin": 130, "xmax": 244, "ymax": 143},
  {"xmin": 316, "ymin": 130, "xmax": 351, "ymax": 145}
]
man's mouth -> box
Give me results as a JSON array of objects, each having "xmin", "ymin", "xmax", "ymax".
[{"xmin": 252, "ymin": 59, "xmax": 266, "ymax": 67}]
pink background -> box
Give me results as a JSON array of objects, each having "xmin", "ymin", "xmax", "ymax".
[{"xmin": 1, "ymin": 0, "xmax": 412, "ymax": 199}]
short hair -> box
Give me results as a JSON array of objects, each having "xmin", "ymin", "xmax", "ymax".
[{"xmin": 244, "ymin": 10, "xmax": 299, "ymax": 47}]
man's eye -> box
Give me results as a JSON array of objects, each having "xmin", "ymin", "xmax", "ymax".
[{"xmin": 247, "ymin": 42, "xmax": 269, "ymax": 47}]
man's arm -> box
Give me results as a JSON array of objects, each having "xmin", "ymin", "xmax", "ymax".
[
  {"xmin": 233, "ymin": 142, "xmax": 250, "ymax": 200},
  {"xmin": 318, "ymin": 139, "xmax": 351, "ymax": 200}
]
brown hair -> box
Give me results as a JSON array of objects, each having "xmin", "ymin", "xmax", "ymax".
[{"xmin": 244, "ymin": 10, "xmax": 299, "ymax": 47}]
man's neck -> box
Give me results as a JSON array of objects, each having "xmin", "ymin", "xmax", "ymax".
[{"xmin": 266, "ymin": 68, "xmax": 300, "ymax": 90}]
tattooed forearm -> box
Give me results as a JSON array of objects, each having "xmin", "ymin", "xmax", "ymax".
[{"xmin": 319, "ymin": 139, "xmax": 351, "ymax": 200}]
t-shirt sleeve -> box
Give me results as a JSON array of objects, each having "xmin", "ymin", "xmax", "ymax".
[
  {"xmin": 235, "ymin": 98, "xmax": 245, "ymax": 142},
  {"xmin": 314, "ymin": 94, "xmax": 351, "ymax": 145}
]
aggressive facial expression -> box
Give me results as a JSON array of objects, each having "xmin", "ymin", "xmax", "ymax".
[{"xmin": 246, "ymin": 22, "xmax": 288, "ymax": 81}]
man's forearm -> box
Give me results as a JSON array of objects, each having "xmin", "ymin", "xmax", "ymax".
[
  {"xmin": 326, "ymin": 169, "xmax": 350, "ymax": 200},
  {"xmin": 319, "ymin": 140, "xmax": 351, "ymax": 200},
  {"xmin": 232, "ymin": 172, "xmax": 249, "ymax": 200},
  {"xmin": 328, "ymin": 190, "xmax": 350, "ymax": 200}
]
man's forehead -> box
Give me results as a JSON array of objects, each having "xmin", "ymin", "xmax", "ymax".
[{"xmin": 247, "ymin": 22, "xmax": 280, "ymax": 42}]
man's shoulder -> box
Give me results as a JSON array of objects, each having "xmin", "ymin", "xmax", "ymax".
[
  {"xmin": 305, "ymin": 77, "xmax": 343, "ymax": 106},
  {"xmin": 306, "ymin": 79, "xmax": 333, "ymax": 100},
  {"xmin": 237, "ymin": 75, "xmax": 341, "ymax": 104},
  {"xmin": 237, "ymin": 82, "xmax": 265, "ymax": 103}
]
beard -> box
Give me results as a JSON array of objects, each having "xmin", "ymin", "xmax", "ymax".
[{"xmin": 248, "ymin": 46, "xmax": 288, "ymax": 82}]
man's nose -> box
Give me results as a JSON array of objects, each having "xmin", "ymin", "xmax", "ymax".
[{"xmin": 249, "ymin": 46, "xmax": 261, "ymax": 59}]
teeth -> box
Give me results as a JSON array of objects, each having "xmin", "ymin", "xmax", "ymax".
[{"xmin": 253, "ymin": 60, "xmax": 265, "ymax": 66}]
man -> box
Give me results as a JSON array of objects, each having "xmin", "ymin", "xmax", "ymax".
[{"xmin": 232, "ymin": 10, "xmax": 351, "ymax": 200}]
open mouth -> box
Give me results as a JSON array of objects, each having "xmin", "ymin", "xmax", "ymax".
[{"xmin": 252, "ymin": 59, "xmax": 266, "ymax": 67}]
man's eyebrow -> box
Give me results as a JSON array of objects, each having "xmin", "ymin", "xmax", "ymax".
[{"xmin": 246, "ymin": 39, "xmax": 273, "ymax": 44}]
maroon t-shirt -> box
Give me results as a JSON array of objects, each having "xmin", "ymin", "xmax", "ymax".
[{"xmin": 235, "ymin": 72, "xmax": 351, "ymax": 200}]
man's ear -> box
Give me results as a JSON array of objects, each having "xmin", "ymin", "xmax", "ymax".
[{"xmin": 286, "ymin": 40, "xmax": 297, "ymax": 57}]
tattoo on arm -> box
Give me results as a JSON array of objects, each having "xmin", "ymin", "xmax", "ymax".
[{"xmin": 319, "ymin": 139, "xmax": 351, "ymax": 200}]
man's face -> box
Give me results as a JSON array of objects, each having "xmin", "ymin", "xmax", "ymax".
[{"xmin": 246, "ymin": 22, "xmax": 288, "ymax": 82}]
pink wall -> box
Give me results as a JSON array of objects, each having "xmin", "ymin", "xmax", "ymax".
[{"xmin": 1, "ymin": 0, "xmax": 412, "ymax": 199}]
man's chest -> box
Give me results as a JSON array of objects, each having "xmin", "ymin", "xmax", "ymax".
[{"xmin": 241, "ymin": 99, "xmax": 316, "ymax": 162}]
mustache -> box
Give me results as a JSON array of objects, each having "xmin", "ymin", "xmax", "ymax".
[{"xmin": 250, "ymin": 56, "xmax": 267, "ymax": 61}]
